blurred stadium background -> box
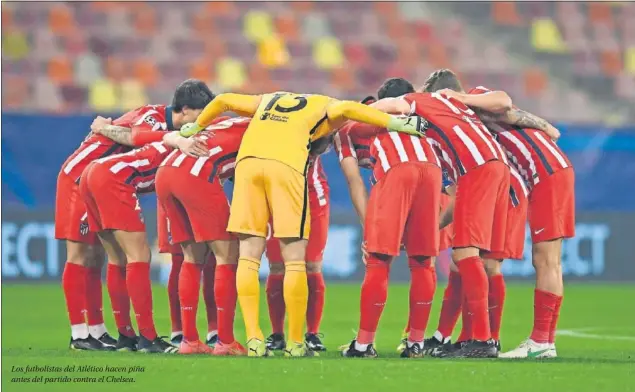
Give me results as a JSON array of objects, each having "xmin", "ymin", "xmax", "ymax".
[{"xmin": 2, "ymin": 1, "xmax": 635, "ymax": 284}]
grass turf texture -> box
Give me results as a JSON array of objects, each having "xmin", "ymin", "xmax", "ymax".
[{"xmin": 2, "ymin": 283, "xmax": 634, "ymax": 392}]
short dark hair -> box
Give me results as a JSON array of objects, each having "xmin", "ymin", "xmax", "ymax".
[
  {"xmin": 420, "ymin": 69, "xmax": 463, "ymax": 93},
  {"xmin": 377, "ymin": 78, "xmax": 414, "ymax": 99},
  {"xmin": 172, "ymin": 79, "xmax": 215, "ymax": 112}
]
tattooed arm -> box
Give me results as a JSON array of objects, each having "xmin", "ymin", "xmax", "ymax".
[
  {"xmin": 476, "ymin": 108, "xmax": 561, "ymax": 140},
  {"xmin": 95, "ymin": 125, "xmax": 134, "ymax": 146},
  {"xmin": 89, "ymin": 116, "xmax": 135, "ymax": 146}
]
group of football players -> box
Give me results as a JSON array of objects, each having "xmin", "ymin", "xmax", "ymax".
[{"xmin": 56, "ymin": 68, "xmax": 574, "ymax": 359}]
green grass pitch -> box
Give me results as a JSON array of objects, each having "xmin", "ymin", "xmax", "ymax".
[{"xmin": 2, "ymin": 283, "xmax": 634, "ymax": 391}]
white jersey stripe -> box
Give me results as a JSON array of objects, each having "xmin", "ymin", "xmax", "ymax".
[
  {"xmin": 63, "ymin": 142, "xmax": 101, "ymax": 174},
  {"xmin": 346, "ymin": 133, "xmax": 357, "ymax": 159},
  {"xmin": 429, "ymin": 138, "xmax": 455, "ymax": 179},
  {"xmin": 482, "ymin": 124, "xmax": 508, "ymax": 164},
  {"xmin": 136, "ymin": 179, "xmax": 155, "ymax": 189},
  {"xmin": 426, "ymin": 138, "xmax": 441, "ymax": 167},
  {"xmin": 333, "ymin": 133, "xmax": 344, "ymax": 161},
  {"xmin": 510, "ymin": 168, "xmax": 529, "ymax": 197},
  {"xmin": 534, "ymin": 132, "xmax": 569, "ymax": 169},
  {"xmin": 467, "ymin": 118, "xmax": 498, "ymax": 159},
  {"xmin": 373, "ymin": 138, "xmax": 391, "ymax": 172},
  {"xmin": 500, "ymin": 132, "xmax": 538, "ymax": 183},
  {"xmin": 110, "ymin": 159, "xmax": 150, "ymax": 174},
  {"xmin": 220, "ymin": 162, "xmax": 236, "ymax": 175},
  {"xmin": 190, "ymin": 156, "xmax": 210, "ymax": 176},
  {"xmin": 190, "ymin": 146, "xmax": 223, "ymax": 176},
  {"xmin": 172, "ymin": 153, "xmax": 187, "ymax": 168},
  {"xmin": 160, "ymin": 150, "xmax": 178, "ymax": 167},
  {"xmin": 151, "ymin": 142, "xmax": 167, "ymax": 154},
  {"xmin": 453, "ymin": 125, "xmax": 485, "ymax": 165},
  {"xmin": 410, "ymin": 135, "xmax": 427, "ymax": 162},
  {"xmin": 389, "ymin": 133, "xmax": 409, "ymax": 162},
  {"xmin": 311, "ymin": 159, "xmax": 327, "ymax": 207}
]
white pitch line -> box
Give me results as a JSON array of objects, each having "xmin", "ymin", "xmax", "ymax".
[{"xmin": 557, "ymin": 329, "xmax": 635, "ymax": 342}]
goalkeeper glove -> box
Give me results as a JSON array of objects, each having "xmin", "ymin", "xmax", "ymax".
[
  {"xmin": 180, "ymin": 122, "xmax": 203, "ymax": 137},
  {"xmin": 387, "ymin": 116, "xmax": 428, "ymax": 137}
]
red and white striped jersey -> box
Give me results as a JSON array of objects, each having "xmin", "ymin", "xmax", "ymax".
[
  {"xmin": 307, "ymin": 156, "xmax": 329, "ymax": 208},
  {"xmin": 60, "ymin": 105, "xmax": 172, "ymax": 182},
  {"xmin": 160, "ymin": 117, "xmax": 250, "ymax": 182},
  {"xmin": 370, "ymin": 131, "xmax": 440, "ymax": 184},
  {"xmin": 94, "ymin": 141, "xmax": 174, "ymax": 193},
  {"xmin": 333, "ymin": 123, "xmax": 373, "ymax": 169},
  {"xmin": 402, "ymin": 92, "xmax": 508, "ymax": 183},
  {"xmin": 468, "ymin": 86, "xmax": 572, "ymax": 192}
]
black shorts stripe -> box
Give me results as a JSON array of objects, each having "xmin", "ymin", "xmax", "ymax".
[
  {"xmin": 299, "ymin": 158, "xmax": 310, "ymax": 239},
  {"xmin": 428, "ymin": 121, "xmax": 466, "ymax": 176},
  {"xmin": 208, "ymin": 152, "xmax": 239, "ymax": 183},
  {"xmin": 513, "ymin": 126, "xmax": 554, "ymax": 175},
  {"xmin": 509, "ymin": 186, "xmax": 520, "ymax": 207}
]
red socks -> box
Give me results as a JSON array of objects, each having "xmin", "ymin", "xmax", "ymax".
[
  {"xmin": 307, "ymin": 272, "xmax": 326, "ymax": 334},
  {"xmin": 266, "ymin": 273, "xmax": 285, "ymax": 335},
  {"xmin": 107, "ymin": 264, "xmax": 135, "ymax": 337},
  {"xmin": 357, "ymin": 254, "xmax": 390, "ymax": 344},
  {"xmin": 179, "ymin": 262, "xmax": 203, "ymax": 342},
  {"xmin": 531, "ymin": 289, "xmax": 561, "ymax": 343},
  {"xmin": 549, "ymin": 296, "xmax": 563, "ymax": 344},
  {"xmin": 168, "ymin": 254, "xmax": 183, "ymax": 334},
  {"xmin": 456, "ymin": 256, "xmax": 490, "ymax": 341},
  {"xmin": 203, "ymin": 255, "xmax": 218, "ymax": 333},
  {"xmin": 407, "ymin": 258, "xmax": 436, "ymax": 342},
  {"xmin": 488, "ymin": 274, "xmax": 506, "ymax": 341},
  {"xmin": 126, "ymin": 262, "xmax": 157, "ymax": 341},
  {"xmin": 62, "ymin": 262, "xmax": 87, "ymax": 326},
  {"xmin": 85, "ymin": 267, "xmax": 104, "ymax": 327},
  {"xmin": 215, "ymin": 264, "xmax": 238, "ymax": 344},
  {"xmin": 437, "ymin": 270, "xmax": 463, "ymax": 337},
  {"xmin": 457, "ymin": 294, "xmax": 472, "ymax": 342}
]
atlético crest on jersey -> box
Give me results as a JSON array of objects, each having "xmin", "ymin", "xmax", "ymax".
[{"xmin": 79, "ymin": 222, "xmax": 89, "ymax": 236}]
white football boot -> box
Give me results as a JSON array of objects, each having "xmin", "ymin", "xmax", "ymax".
[{"xmin": 498, "ymin": 338, "xmax": 557, "ymax": 359}]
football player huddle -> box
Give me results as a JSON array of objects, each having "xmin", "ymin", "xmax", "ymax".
[{"xmin": 56, "ymin": 69, "xmax": 574, "ymax": 360}]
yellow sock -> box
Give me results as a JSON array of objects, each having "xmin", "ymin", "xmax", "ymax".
[
  {"xmin": 283, "ymin": 261, "xmax": 309, "ymax": 344},
  {"xmin": 236, "ymin": 257, "xmax": 264, "ymax": 341}
]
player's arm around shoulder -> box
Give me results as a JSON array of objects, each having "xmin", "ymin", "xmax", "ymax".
[
  {"xmin": 327, "ymin": 98, "xmax": 424, "ymax": 136},
  {"xmin": 162, "ymin": 132, "xmax": 208, "ymax": 158},
  {"xmin": 442, "ymin": 88, "xmax": 513, "ymax": 114},
  {"xmin": 183, "ymin": 94, "xmax": 262, "ymax": 137},
  {"xmin": 370, "ymin": 97, "xmax": 412, "ymax": 115},
  {"xmin": 90, "ymin": 116, "xmax": 136, "ymax": 146}
]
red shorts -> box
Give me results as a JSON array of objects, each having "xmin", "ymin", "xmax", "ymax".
[
  {"xmin": 55, "ymin": 172, "xmax": 97, "ymax": 244},
  {"xmin": 529, "ymin": 168, "xmax": 575, "ymax": 243},
  {"xmin": 266, "ymin": 197, "xmax": 330, "ymax": 263},
  {"xmin": 79, "ymin": 162, "xmax": 146, "ymax": 233},
  {"xmin": 453, "ymin": 160, "xmax": 510, "ymax": 252},
  {"xmin": 364, "ymin": 162, "xmax": 442, "ymax": 257},
  {"xmin": 155, "ymin": 166, "xmax": 232, "ymax": 244},
  {"xmin": 439, "ymin": 193, "xmax": 454, "ymax": 251},
  {"xmin": 157, "ymin": 201, "xmax": 183, "ymax": 255},
  {"xmin": 482, "ymin": 176, "xmax": 528, "ymax": 260}
]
